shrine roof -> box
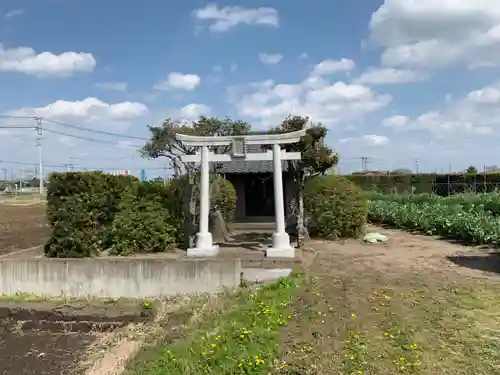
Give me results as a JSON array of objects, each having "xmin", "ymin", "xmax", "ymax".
[{"xmin": 215, "ymin": 144, "xmax": 289, "ymax": 174}]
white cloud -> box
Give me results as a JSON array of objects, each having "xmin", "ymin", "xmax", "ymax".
[
  {"xmin": 153, "ymin": 72, "xmax": 201, "ymax": 91},
  {"xmin": 0, "ymin": 44, "xmax": 96, "ymax": 78},
  {"xmin": 5, "ymin": 98, "xmax": 148, "ymax": 126},
  {"xmin": 355, "ymin": 68, "xmax": 424, "ymax": 84},
  {"xmin": 383, "ymin": 115, "xmax": 410, "ymax": 129},
  {"xmin": 230, "ymin": 63, "xmax": 238, "ymax": 72},
  {"xmin": 5, "ymin": 9, "xmax": 24, "ymax": 18},
  {"xmin": 258, "ymin": 52, "xmax": 283, "ymax": 65},
  {"xmin": 311, "ymin": 58, "xmax": 356, "ymax": 76},
  {"xmin": 339, "ymin": 134, "xmax": 390, "ymax": 147},
  {"xmin": 383, "ymin": 83, "xmax": 500, "ymax": 137},
  {"xmin": 466, "ymin": 87, "xmax": 500, "ymax": 103},
  {"xmin": 172, "ymin": 103, "xmax": 212, "ymax": 122},
  {"xmin": 229, "ymin": 66, "xmax": 391, "ymax": 128},
  {"xmin": 94, "ymin": 82, "xmax": 128, "ymax": 91},
  {"xmin": 369, "ymin": 0, "xmax": 500, "ymax": 68},
  {"xmin": 193, "ymin": 4, "xmax": 279, "ymax": 32}
]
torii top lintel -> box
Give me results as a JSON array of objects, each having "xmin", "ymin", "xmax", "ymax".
[{"xmin": 174, "ymin": 125, "xmax": 308, "ymax": 147}]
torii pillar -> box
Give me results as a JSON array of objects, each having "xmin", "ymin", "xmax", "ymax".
[{"xmin": 175, "ymin": 126, "xmax": 307, "ymax": 258}]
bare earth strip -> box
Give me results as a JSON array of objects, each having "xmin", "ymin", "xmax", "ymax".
[{"xmin": 0, "ymin": 203, "xmax": 48, "ymax": 256}]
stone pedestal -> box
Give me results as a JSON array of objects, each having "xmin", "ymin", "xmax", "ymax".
[
  {"xmin": 187, "ymin": 232, "xmax": 219, "ymax": 257},
  {"xmin": 266, "ymin": 232, "xmax": 295, "ymax": 258}
]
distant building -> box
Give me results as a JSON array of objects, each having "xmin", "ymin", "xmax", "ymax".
[{"xmin": 109, "ymin": 170, "xmax": 130, "ymax": 176}]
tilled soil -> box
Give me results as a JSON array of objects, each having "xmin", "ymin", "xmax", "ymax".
[
  {"xmin": 0, "ymin": 203, "xmax": 48, "ymax": 255},
  {"xmin": 0, "ymin": 329, "xmax": 96, "ymax": 375},
  {"xmin": 0, "ymin": 300, "xmax": 153, "ymax": 375}
]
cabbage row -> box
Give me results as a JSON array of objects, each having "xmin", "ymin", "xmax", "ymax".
[
  {"xmin": 366, "ymin": 192, "xmax": 500, "ymax": 216},
  {"xmin": 368, "ymin": 200, "xmax": 500, "ymax": 246}
]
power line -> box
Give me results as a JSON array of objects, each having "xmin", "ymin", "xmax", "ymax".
[
  {"xmin": 0, "ymin": 159, "xmax": 65, "ymax": 168},
  {"xmin": 0, "ymin": 115, "xmax": 149, "ymax": 140},
  {"xmin": 0, "ymin": 159, "xmax": 169, "ymax": 171},
  {"xmin": 43, "ymin": 118, "xmax": 149, "ymax": 140},
  {"xmin": 43, "ymin": 127, "xmax": 143, "ymax": 146}
]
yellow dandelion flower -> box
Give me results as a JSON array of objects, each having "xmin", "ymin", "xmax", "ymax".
[
  {"xmin": 411, "ymin": 343, "xmax": 418, "ymax": 349},
  {"xmin": 210, "ymin": 343, "xmax": 217, "ymax": 348},
  {"xmin": 351, "ymin": 313, "xmax": 357, "ymax": 318}
]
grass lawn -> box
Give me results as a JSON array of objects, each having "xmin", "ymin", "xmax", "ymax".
[{"xmin": 125, "ymin": 275, "xmax": 301, "ymax": 375}]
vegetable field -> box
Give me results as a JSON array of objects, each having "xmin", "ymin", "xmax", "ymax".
[{"xmin": 368, "ymin": 193, "xmax": 500, "ymax": 245}]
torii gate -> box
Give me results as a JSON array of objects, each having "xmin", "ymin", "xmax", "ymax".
[{"xmin": 175, "ymin": 127, "xmax": 307, "ymax": 258}]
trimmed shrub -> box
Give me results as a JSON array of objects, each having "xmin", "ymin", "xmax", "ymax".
[
  {"xmin": 208, "ymin": 174, "xmax": 237, "ymax": 223},
  {"xmin": 304, "ymin": 175, "xmax": 368, "ymax": 240},
  {"xmin": 165, "ymin": 173, "xmax": 236, "ymax": 249},
  {"xmin": 44, "ymin": 171, "xmax": 138, "ymax": 257},
  {"xmin": 107, "ymin": 182, "xmax": 178, "ymax": 256},
  {"xmin": 44, "ymin": 171, "xmax": 235, "ymax": 257},
  {"xmin": 170, "ymin": 173, "xmax": 237, "ymax": 222}
]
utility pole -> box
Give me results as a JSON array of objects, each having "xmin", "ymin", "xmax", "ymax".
[
  {"xmin": 0, "ymin": 168, "xmax": 6, "ymax": 189},
  {"xmin": 35, "ymin": 118, "xmax": 44, "ymax": 195},
  {"xmin": 68, "ymin": 156, "xmax": 81, "ymax": 171},
  {"xmin": 361, "ymin": 157, "xmax": 368, "ymax": 172}
]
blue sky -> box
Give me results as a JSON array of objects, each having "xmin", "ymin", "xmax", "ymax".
[{"xmin": 1, "ymin": 0, "xmax": 500, "ymax": 178}]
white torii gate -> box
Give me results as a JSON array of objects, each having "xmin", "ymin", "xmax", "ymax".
[{"xmin": 175, "ymin": 127, "xmax": 307, "ymax": 258}]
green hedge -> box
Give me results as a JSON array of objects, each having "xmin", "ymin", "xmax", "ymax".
[
  {"xmin": 44, "ymin": 171, "xmax": 236, "ymax": 258},
  {"xmin": 106, "ymin": 182, "xmax": 178, "ymax": 255},
  {"xmin": 44, "ymin": 172, "xmax": 139, "ymax": 257},
  {"xmin": 304, "ymin": 175, "xmax": 367, "ymax": 240}
]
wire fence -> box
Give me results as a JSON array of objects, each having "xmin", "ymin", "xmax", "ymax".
[{"xmin": 346, "ymin": 174, "xmax": 500, "ymax": 196}]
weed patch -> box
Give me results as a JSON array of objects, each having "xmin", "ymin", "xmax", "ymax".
[{"xmin": 126, "ymin": 274, "xmax": 301, "ymax": 375}]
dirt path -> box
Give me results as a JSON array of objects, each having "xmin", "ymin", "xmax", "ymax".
[
  {"xmin": 278, "ymin": 226, "xmax": 500, "ymax": 375},
  {"xmin": 309, "ymin": 225, "xmax": 500, "ymax": 281}
]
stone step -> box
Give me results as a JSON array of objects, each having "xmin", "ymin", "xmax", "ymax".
[{"xmin": 229, "ymin": 221, "xmax": 275, "ymax": 232}]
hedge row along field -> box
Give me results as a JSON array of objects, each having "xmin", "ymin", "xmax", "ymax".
[
  {"xmin": 44, "ymin": 171, "xmax": 236, "ymax": 258},
  {"xmin": 366, "ymin": 192, "xmax": 500, "ymax": 216},
  {"xmin": 368, "ymin": 196, "xmax": 500, "ymax": 245},
  {"xmin": 347, "ymin": 172, "xmax": 500, "ymax": 195}
]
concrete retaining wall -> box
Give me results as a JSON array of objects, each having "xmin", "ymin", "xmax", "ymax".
[{"xmin": 0, "ymin": 258, "xmax": 241, "ymax": 299}]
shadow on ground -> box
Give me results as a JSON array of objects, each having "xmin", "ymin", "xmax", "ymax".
[{"xmin": 447, "ymin": 252, "xmax": 500, "ymax": 274}]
